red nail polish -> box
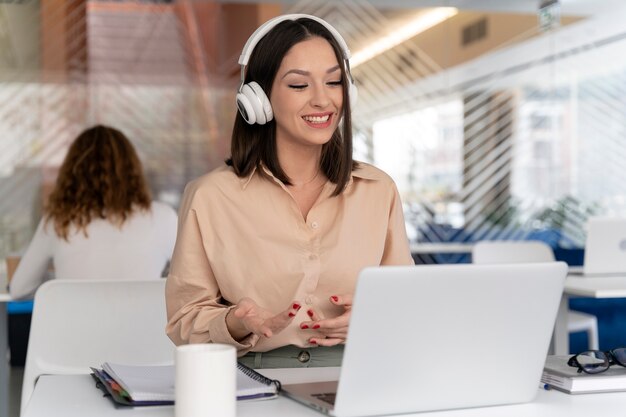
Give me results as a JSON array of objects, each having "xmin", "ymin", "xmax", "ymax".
[
  {"xmin": 288, "ymin": 312, "xmax": 295, "ymax": 317},
  {"xmin": 301, "ymin": 324, "xmax": 309, "ymax": 329},
  {"xmin": 293, "ymin": 303, "xmax": 301, "ymax": 310},
  {"xmin": 313, "ymin": 324, "xmax": 320, "ymax": 329},
  {"xmin": 331, "ymin": 296, "xmax": 339, "ymax": 302},
  {"xmin": 307, "ymin": 310, "xmax": 314, "ymax": 317},
  {"xmin": 310, "ymin": 340, "xmax": 317, "ymax": 344}
]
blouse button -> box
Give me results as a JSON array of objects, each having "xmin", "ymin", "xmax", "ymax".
[
  {"xmin": 311, "ymin": 221, "xmax": 319, "ymax": 229},
  {"xmin": 305, "ymin": 296, "xmax": 313, "ymax": 305}
]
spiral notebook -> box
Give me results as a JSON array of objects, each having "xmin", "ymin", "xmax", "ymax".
[{"xmin": 91, "ymin": 361, "xmax": 280, "ymax": 406}]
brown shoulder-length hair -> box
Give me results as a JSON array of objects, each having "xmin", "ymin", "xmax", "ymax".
[
  {"xmin": 45, "ymin": 125, "xmax": 151, "ymax": 240},
  {"xmin": 226, "ymin": 17, "xmax": 357, "ymax": 196}
]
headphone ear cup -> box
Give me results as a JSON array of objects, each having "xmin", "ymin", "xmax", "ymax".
[
  {"xmin": 248, "ymin": 81, "xmax": 273, "ymax": 124},
  {"xmin": 349, "ymin": 81, "xmax": 358, "ymax": 109},
  {"xmin": 236, "ymin": 89, "xmax": 257, "ymax": 125},
  {"xmin": 239, "ymin": 83, "xmax": 266, "ymax": 124}
]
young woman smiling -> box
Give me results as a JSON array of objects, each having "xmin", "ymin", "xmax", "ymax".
[{"xmin": 165, "ymin": 15, "xmax": 414, "ymax": 369}]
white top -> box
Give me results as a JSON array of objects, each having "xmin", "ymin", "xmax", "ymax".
[{"xmin": 9, "ymin": 201, "xmax": 177, "ymax": 300}]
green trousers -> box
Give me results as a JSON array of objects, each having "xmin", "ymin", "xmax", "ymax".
[{"xmin": 238, "ymin": 344, "xmax": 344, "ymax": 369}]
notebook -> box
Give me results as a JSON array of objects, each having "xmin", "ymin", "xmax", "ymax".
[
  {"xmin": 542, "ymin": 355, "xmax": 626, "ymax": 394},
  {"xmin": 91, "ymin": 361, "xmax": 280, "ymax": 406},
  {"xmin": 281, "ymin": 262, "xmax": 567, "ymax": 417},
  {"xmin": 583, "ymin": 217, "xmax": 626, "ymax": 276}
]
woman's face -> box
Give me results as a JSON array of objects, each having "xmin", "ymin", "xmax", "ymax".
[{"xmin": 270, "ymin": 36, "xmax": 343, "ymax": 150}]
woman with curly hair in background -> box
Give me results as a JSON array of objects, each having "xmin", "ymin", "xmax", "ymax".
[{"xmin": 9, "ymin": 125, "xmax": 177, "ymax": 300}]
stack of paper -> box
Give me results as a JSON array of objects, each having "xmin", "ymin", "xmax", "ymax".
[{"xmin": 542, "ymin": 355, "xmax": 626, "ymax": 394}]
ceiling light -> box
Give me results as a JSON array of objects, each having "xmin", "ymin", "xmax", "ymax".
[{"xmin": 351, "ymin": 7, "xmax": 458, "ymax": 68}]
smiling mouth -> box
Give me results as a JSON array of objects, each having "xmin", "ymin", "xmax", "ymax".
[{"xmin": 302, "ymin": 114, "xmax": 331, "ymax": 124}]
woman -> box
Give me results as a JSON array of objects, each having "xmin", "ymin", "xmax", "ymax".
[
  {"xmin": 165, "ymin": 15, "xmax": 414, "ymax": 368},
  {"xmin": 9, "ymin": 125, "xmax": 177, "ymax": 300}
]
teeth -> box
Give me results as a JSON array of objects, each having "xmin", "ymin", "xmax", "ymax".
[{"xmin": 303, "ymin": 115, "xmax": 330, "ymax": 123}]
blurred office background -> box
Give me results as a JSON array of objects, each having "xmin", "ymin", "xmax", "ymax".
[{"xmin": 2, "ymin": 0, "xmax": 626, "ymax": 348}]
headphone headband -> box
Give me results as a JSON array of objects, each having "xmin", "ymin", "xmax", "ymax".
[{"xmin": 238, "ymin": 14, "xmax": 351, "ymax": 66}]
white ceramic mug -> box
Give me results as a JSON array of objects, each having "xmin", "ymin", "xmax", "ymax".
[{"xmin": 175, "ymin": 343, "xmax": 237, "ymax": 417}]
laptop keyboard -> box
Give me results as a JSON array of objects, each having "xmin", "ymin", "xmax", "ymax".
[{"xmin": 312, "ymin": 393, "xmax": 336, "ymax": 405}]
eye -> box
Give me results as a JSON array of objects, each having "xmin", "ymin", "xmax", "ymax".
[
  {"xmin": 288, "ymin": 84, "xmax": 308, "ymax": 90},
  {"xmin": 327, "ymin": 80, "xmax": 342, "ymax": 87}
]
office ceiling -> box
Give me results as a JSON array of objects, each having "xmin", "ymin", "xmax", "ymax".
[
  {"xmin": 346, "ymin": 0, "xmax": 620, "ymax": 16},
  {"xmin": 217, "ymin": 0, "xmax": 623, "ymax": 17}
]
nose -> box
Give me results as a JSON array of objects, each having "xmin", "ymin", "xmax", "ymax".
[{"xmin": 310, "ymin": 84, "xmax": 331, "ymax": 108}]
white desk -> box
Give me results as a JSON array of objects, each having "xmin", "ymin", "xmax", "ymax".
[
  {"xmin": 552, "ymin": 274, "xmax": 626, "ymax": 355},
  {"xmin": 22, "ymin": 371, "xmax": 626, "ymax": 417},
  {"xmin": 0, "ymin": 290, "xmax": 11, "ymax": 417},
  {"xmin": 565, "ymin": 275, "xmax": 626, "ymax": 298},
  {"xmin": 409, "ymin": 243, "xmax": 474, "ymax": 254}
]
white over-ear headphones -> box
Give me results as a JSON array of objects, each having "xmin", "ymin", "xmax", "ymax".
[{"xmin": 235, "ymin": 14, "xmax": 358, "ymax": 125}]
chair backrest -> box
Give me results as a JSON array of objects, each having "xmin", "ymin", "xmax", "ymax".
[
  {"xmin": 472, "ymin": 241, "xmax": 555, "ymax": 264},
  {"xmin": 21, "ymin": 279, "xmax": 175, "ymax": 413}
]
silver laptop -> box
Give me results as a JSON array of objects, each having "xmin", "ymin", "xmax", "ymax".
[
  {"xmin": 282, "ymin": 262, "xmax": 567, "ymax": 417},
  {"xmin": 583, "ymin": 217, "xmax": 626, "ymax": 276}
]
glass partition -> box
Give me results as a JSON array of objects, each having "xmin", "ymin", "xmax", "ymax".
[{"xmin": 1, "ymin": 0, "xmax": 624, "ymax": 268}]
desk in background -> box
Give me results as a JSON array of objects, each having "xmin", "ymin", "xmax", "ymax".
[
  {"xmin": 552, "ymin": 274, "xmax": 626, "ymax": 355},
  {"xmin": 22, "ymin": 370, "xmax": 626, "ymax": 417},
  {"xmin": 409, "ymin": 243, "xmax": 474, "ymax": 254},
  {"xmin": 409, "ymin": 242, "xmax": 474, "ymax": 265}
]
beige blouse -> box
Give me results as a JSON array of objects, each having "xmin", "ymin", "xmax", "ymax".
[{"xmin": 165, "ymin": 162, "xmax": 414, "ymax": 355}]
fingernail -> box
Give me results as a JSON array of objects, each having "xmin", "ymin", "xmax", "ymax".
[
  {"xmin": 310, "ymin": 339, "xmax": 317, "ymax": 344},
  {"xmin": 288, "ymin": 312, "xmax": 295, "ymax": 317},
  {"xmin": 301, "ymin": 324, "xmax": 309, "ymax": 329},
  {"xmin": 331, "ymin": 296, "xmax": 339, "ymax": 302},
  {"xmin": 293, "ymin": 303, "xmax": 301, "ymax": 310},
  {"xmin": 313, "ymin": 324, "xmax": 320, "ymax": 329},
  {"xmin": 307, "ymin": 310, "xmax": 314, "ymax": 317}
]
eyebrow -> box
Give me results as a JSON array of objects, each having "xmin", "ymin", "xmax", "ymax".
[{"xmin": 281, "ymin": 65, "xmax": 341, "ymax": 79}]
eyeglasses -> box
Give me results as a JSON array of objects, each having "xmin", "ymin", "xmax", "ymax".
[{"xmin": 568, "ymin": 348, "xmax": 626, "ymax": 374}]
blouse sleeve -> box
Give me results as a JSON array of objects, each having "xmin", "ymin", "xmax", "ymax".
[
  {"xmin": 164, "ymin": 183, "xmax": 258, "ymax": 352},
  {"xmin": 381, "ymin": 182, "xmax": 415, "ymax": 266},
  {"xmin": 9, "ymin": 219, "xmax": 54, "ymax": 300}
]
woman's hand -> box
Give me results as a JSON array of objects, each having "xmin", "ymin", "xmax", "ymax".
[
  {"xmin": 300, "ymin": 294, "xmax": 353, "ymax": 346},
  {"xmin": 226, "ymin": 297, "xmax": 301, "ymax": 341}
]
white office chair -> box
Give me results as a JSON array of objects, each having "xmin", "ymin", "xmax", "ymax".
[
  {"xmin": 472, "ymin": 241, "xmax": 599, "ymax": 351},
  {"xmin": 20, "ymin": 279, "xmax": 175, "ymax": 414}
]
